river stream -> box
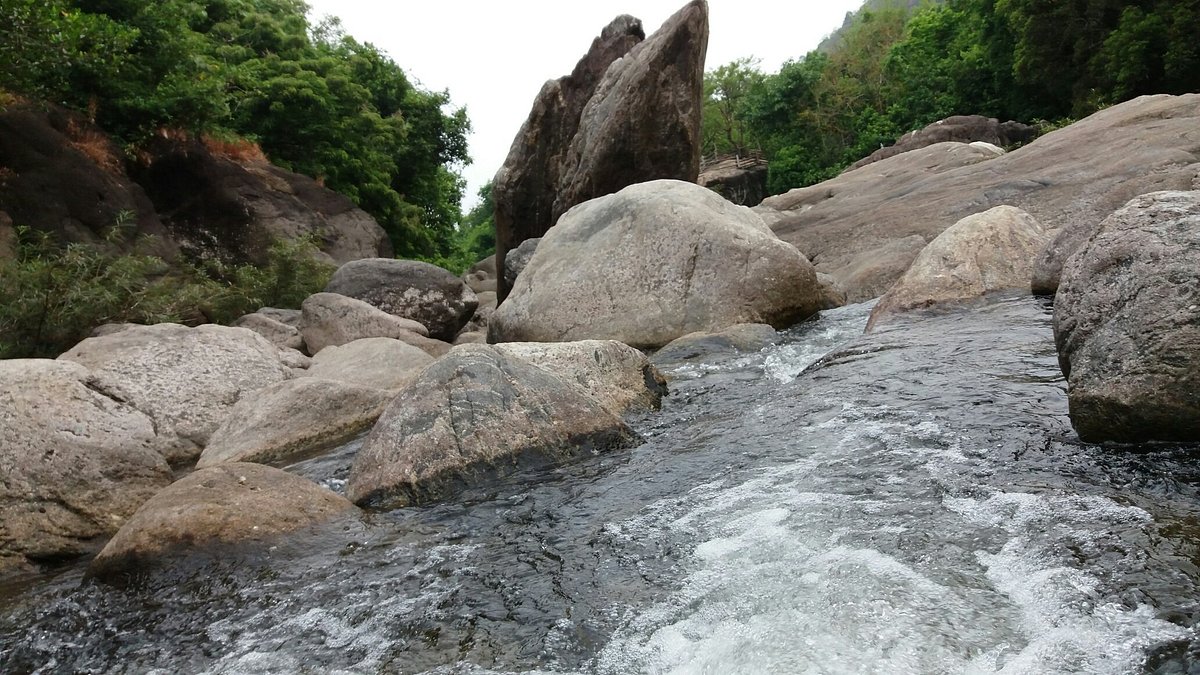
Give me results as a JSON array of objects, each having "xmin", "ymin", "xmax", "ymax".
[{"xmin": 2, "ymin": 297, "xmax": 1198, "ymax": 674}]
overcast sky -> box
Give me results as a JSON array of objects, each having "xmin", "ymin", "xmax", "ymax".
[{"xmin": 303, "ymin": 1, "xmax": 864, "ymax": 209}]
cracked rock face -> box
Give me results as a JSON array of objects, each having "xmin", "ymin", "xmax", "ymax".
[
  {"xmin": 57, "ymin": 324, "xmax": 292, "ymax": 465},
  {"xmin": 323, "ymin": 259, "xmax": 478, "ymax": 341},
  {"xmin": 0, "ymin": 359, "xmax": 173, "ymax": 575},
  {"xmin": 1054, "ymin": 190, "xmax": 1200, "ymax": 442},
  {"xmin": 489, "ymin": 179, "xmax": 822, "ymax": 348},
  {"xmin": 347, "ymin": 344, "xmax": 641, "ymax": 509}
]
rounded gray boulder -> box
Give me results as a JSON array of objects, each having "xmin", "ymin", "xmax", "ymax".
[
  {"xmin": 489, "ymin": 180, "xmax": 822, "ymax": 348},
  {"xmin": 324, "ymin": 258, "xmax": 478, "ymax": 341},
  {"xmin": 1054, "ymin": 191, "xmax": 1200, "ymax": 442}
]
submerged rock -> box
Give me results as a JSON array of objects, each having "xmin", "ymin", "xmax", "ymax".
[
  {"xmin": 1054, "ymin": 191, "xmax": 1200, "ymax": 443},
  {"xmin": 867, "ymin": 206, "xmax": 1047, "ymax": 330},
  {"xmin": 490, "ymin": 180, "xmax": 821, "ymax": 348},
  {"xmin": 324, "ymin": 259, "xmax": 478, "ymax": 341},
  {"xmin": 347, "ymin": 345, "xmax": 640, "ymax": 509},
  {"xmin": 0, "ymin": 360, "xmax": 173, "ymax": 574},
  {"xmin": 58, "ymin": 324, "xmax": 291, "ymax": 464},
  {"xmin": 652, "ymin": 323, "xmax": 780, "ymax": 365},
  {"xmin": 88, "ymin": 463, "xmax": 357, "ymax": 582},
  {"xmin": 493, "ymin": 340, "xmax": 667, "ymax": 416},
  {"xmin": 197, "ymin": 378, "xmax": 391, "ymax": 468}
]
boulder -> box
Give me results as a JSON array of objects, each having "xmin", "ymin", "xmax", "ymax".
[
  {"xmin": 197, "ymin": 378, "xmax": 391, "ymax": 468},
  {"xmin": 454, "ymin": 331, "xmax": 488, "ymax": 345},
  {"xmin": 1053, "ymin": 191, "xmax": 1200, "ymax": 443},
  {"xmin": 503, "ymin": 238, "xmax": 541, "ymax": 291},
  {"xmin": 233, "ymin": 312, "xmax": 304, "ymax": 351},
  {"xmin": 765, "ymin": 94, "xmax": 1200, "ymax": 302},
  {"xmin": 298, "ymin": 292, "xmax": 431, "ymax": 354},
  {"xmin": 490, "ymin": 179, "xmax": 822, "ymax": 348},
  {"xmin": 816, "ymin": 272, "xmax": 848, "ymax": 310},
  {"xmin": 463, "ymin": 255, "xmax": 497, "ymax": 294},
  {"xmin": 323, "ymin": 259, "xmax": 478, "ymax": 341},
  {"xmin": 847, "ymin": 115, "xmax": 1036, "ymax": 171},
  {"xmin": 277, "ymin": 347, "xmax": 312, "ymax": 371},
  {"xmin": 492, "ymin": 15, "xmax": 645, "ymax": 299},
  {"xmin": 58, "ymin": 324, "xmax": 292, "ymax": 464},
  {"xmin": 304, "ymin": 337, "xmax": 434, "ymax": 391},
  {"xmin": 347, "ymin": 344, "xmax": 640, "ymax": 508},
  {"xmin": 493, "ymin": 340, "xmax": 667, "ymax": 416},
  {"xmin": 460, "ymin": 290, "xmax": 497, "ymax": 336},
  {"xmin": 255, "ymin": 307, "xmax": 302, "ymax": 328},
  {"xmin": 0, "ymin": 360, "xmax": 172, "ymax": 574},
  {"xmin": 130, "ymin": 135, "xmax": 391, "ymax": 266},
  {"xmin": 698, "ymin": 155, "xmax": 769, "ymax": 206},
  {"xmin": 652, "ymin": 323, "xmax": 780, "ymax": 364},
  {"xmin": 867, "ymin": 206, "xmax": 1048, "ymax": 330},
  {"xmin": 87, "ymin": 463, "xmax": 357, "ymax": 581}
]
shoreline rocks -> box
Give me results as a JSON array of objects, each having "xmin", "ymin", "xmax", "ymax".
[
  {"xmin": 867, "ymin": 205, "xmax": 1048, "ymax": 330},
  {"xmin": 57, "ymin": 324, "xmax": 292, "ymax": 465},
  {"xmin": 0, "ymin": 360, "xmax": 173, "ymax": 574},
  {"xmin": 347, "ymin": 345, "xmax": 640, "ymax": 509},
  {"xmin": 87, "ymin": 463, "xmax": 358, "ymax": 582}
]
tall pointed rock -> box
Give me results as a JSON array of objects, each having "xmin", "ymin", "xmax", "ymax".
[{"xmin": 493, "ymin": 1, "xmax": 709, "ymax": 300}]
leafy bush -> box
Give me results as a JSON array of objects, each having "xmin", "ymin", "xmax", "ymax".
[{"xmin": 0, "ymin": 225, "xmax": 333, "ymax": 359}]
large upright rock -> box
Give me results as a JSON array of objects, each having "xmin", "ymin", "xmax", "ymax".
[
  {"xmin": 867, "ymin": 206, "xmax": 1048, "ymax": 330},
  {"xmin": 494, "ymin": 1, "xmax": 708, "ymax": 299},
  {"xmin": 0, "ymin": 360, "xmax": 173, "ymax": 574},
  {"xmin": 490, "ymin": 180, "xmax": 822, "ymax": 349},
  {"xmin": 553, "ymin": 0, "xmax": 708, "ymax": 221},
  {"xmin": 1054, "ymin": 191, "xmax": 1200, "ymax": 443},
  {"xmin": 761, "ymin": 94, "xmax": 1200, "ymax": 302},
  {"xmin": 492, "ymin": 15, "xmax": 644, "ymax": 300},
  {"xmin": 348, "ymin": 345, "xmax": 640, "ymax": 508},
  {"xmin": 58, "ymin": 324, "xmax": 292, "ymax": 464},
  {"xmin": 323, "ymin": 259, "xmax": 478, "ymax": 341}
]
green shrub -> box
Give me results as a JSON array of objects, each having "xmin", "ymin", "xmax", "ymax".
[{"xmin": 0, "ymin": 226, "xmax": 333, "ymax": 359}]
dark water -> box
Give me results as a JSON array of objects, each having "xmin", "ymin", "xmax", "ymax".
[{"xmin": 2, "ymin": 297, "xmax": 1199, "ymax": 674}]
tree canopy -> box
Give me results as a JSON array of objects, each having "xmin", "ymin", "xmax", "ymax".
[
  {"xmin": 701, "ymin": 0, "xmax": 1200, "ymax": 196},
  {"xmin": 0, "ymin": 0, "xmax": 471, "ymax": 259}
]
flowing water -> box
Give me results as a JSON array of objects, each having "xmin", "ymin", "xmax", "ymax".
[{"xmin": 2, "ymin": 297, "xmax": 1199, "ymax": 674}]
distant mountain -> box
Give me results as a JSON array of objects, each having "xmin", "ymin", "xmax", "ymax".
[{"xmin": 817, "ymin": 0, "xmax": 934, "ymax": 53}]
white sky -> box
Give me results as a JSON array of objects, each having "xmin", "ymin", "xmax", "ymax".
[{"xmin": 303, "ymin": 1, "xmax": 862, "ymax": 209}]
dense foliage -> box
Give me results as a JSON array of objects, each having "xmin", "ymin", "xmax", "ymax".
[
  {"xmin": 702, "ymin": 0, "xmax": 1200, "ymax": 195},
  {"xmin": 0, "ymin": 224, "xmax": 333, "ymax": 358},
  {"xmin": 0, "ymin": 0, "xmax": 470, "ymax": 259}
]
